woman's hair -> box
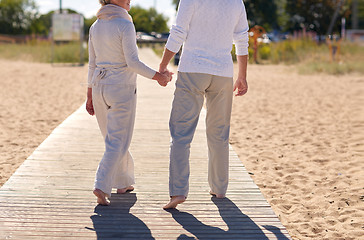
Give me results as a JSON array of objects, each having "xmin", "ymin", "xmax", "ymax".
[{"xmin": 99, "ymin": 0, "xmax": 111, "ymax": 5}]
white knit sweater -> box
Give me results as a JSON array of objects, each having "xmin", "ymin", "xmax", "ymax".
[
  {"xmin": 88, "ymin": 5, "xmax": 156, "ymax": 87},
  {"xmin": 166, "ymin": 0, "xmax": 249, "ymax": 78}
]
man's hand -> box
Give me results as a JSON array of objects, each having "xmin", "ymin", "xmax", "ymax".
[{"xmin": 233, "ymin": 78, "xmax": 248, "ymax": 96}]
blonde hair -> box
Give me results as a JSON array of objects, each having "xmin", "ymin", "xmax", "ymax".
[{"xmin": 99, "ymin": 0, "xmax": 111, "ymax": 5}]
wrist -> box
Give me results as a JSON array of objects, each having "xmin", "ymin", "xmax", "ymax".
[
  {"xmin": 152, "ymin": 72, "xmax": 161, "ymax": 80},
  {"xmin": 159, "ymin": 64, "xmax": 167, "ymax": 70}
]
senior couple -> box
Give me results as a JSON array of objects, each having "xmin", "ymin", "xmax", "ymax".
[{"xmin": 86, "ymin": 0, "xmax": 249, "ymax": 209}]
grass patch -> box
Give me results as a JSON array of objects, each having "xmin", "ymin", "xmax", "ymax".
[
  {"xmin": 1, "ymin": 39, "xmax": 363, "ymax": 75},
  {"xmin": 0, "ymin": 41, "xmax": 88, "ymax": 63},
  {"xmin": 298, "ymin": 60, "xmax": 364, "ymax": 75},
  {"xmin": 252, "ymin": 39, "xmax": 364, "ymax": 75}
]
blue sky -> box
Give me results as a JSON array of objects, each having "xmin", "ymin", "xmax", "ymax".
[{"xmin": 35, "ymin": 0, "xmax": 177, "ymax": 26}]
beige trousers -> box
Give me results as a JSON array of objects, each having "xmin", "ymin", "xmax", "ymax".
[
  {"xmin": 92, "ymin": 76, "xmax": 137, "ymax": 197},
  {"xmin": 169, "ymin": 72, "xmax": 233, "ymax": 197}
]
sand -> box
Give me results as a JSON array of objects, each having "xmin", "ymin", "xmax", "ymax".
[
  {"xmin": 0, "ymin": 60, "xmax": 87, "ymax": 186},
  {"xmin": 0, "ymin": 58, "xmax": 363, "ymax": 239},
  {"xmin": 230, "ymin": 64, "xmax": 364, "ymax": 239}
]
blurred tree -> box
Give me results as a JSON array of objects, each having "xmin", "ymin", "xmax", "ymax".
[
  {"xmin": 129, "ymin": 6, "xmax": 169, "ymax": 33},
  {"xmin": 84, "ymin": 16, "xmax": 97, "ymax": 37},
  {"xmin": 29, "ymin": 11, "xmax": 51, "ymax": 35},
  {"xmin": 29, "ymin": 9, "xmax": 79, "ymax": 36},
  {"xmin": 172, "ymin": 0, "xmax": 180, "ymax": 10},
  {"xmin": 171, "ymin": 0, "xmax": 364, "ymax": 33},
  {"xmin": 358, "ymin": 0, "xmax": 364, "ymax": 28},
  {"xmin": 285, "ymin": 0, "xmax": 353, "ymax": 35},
  {"xmin": 0, "ymin": 0, "xmax": 38, "ymax": 35},
  {"xmin": 244, "ymin": 0, "xmax": 279, "ymax": 31},
  {"xmin": 275, "ymin": 0, "xmax": 290, "ymax": 31},
  {"xmin": 171, "ymin": 0, "xmax": 279, "ymax": 31}
]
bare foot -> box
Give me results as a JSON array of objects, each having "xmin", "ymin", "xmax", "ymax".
[
  {"xmin": 117, "ymin": 186, "xmax": 134, "ymax": 194},
  {"xmin": 163, "ymin": 195, "xmax": 186, "ymax": 209},
  {"xmin": 93, "ymin": 189, "xmax": 110, "ymax": 206},
  {"xmin": 209, "ymin": 191, "xmax": 226, "ymax": 198}
]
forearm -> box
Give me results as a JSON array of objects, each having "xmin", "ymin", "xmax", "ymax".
[
  {"xmin": 236, "ymin": 55, "xmax": 248, "ymax": 79},
  {"xmin": 87, "ymin": 87, "xmax": 92, "ymax": 99},
  {"xmin": 122, "ymin": 24, "xmax": 156, "ymax": 79},
  {"xmin": 160, "ymin": 48, "xmax": 176, "ymax": 70}
]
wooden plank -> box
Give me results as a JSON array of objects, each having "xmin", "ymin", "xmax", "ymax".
[{"xmin": 0, "ymin": 49, "xmax": 291, "ymax": 239}]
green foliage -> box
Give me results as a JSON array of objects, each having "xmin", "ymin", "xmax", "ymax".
[
  {"xmin": 84, "ymin": 16, "xmax": 97, "ymax": 36},
  {"xmin": 0, "ymin": 0, "xmax": 38, "ymax": 35},
  {"xmin": 358, "ymin": 0, "xmax": 364, "ymax": 28},
  {"xmin": 29, "ymin": 9, "xmax": 79, "ymax": 36},
  {"xmin": 267, "ymin": 39, "xmax": 319, "ymax": 64},
  {"xmin": 172, "ymin": 0, "xmax": 180, "ymax": 10},
  {"xmin": 285, "ymin": 0, "xmax": 352, "ymax": 35},
  {"xmin": 129, "ymin": 6, "xmax": 169, "ymax": 33},
  {"xmin": 244, "ymin": 0, "xmax": 279, "ymax": 31},
  {"xmin": 258, "ymin": 45, "xmax": 271, "ymax": 60}
]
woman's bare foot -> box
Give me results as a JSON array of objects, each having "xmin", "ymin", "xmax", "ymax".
[
  {"xmin": 93, "ymin": 189, "xmax": 110, "ymax": 206},
  {"xmin": 117, "ymin": 186, "xmax": 134, "ymax": 194},
  {"xmin": 209, "ymin": 191, "xmax": 225, "ymax": 198},
  {"xmin": 163, "ymin": 195, "xmax": 186, "ymax": 209}
]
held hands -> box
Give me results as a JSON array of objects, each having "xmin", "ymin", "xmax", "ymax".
[
  {"xmin": 154, "ymin": 68, "xmax": 173, "ymax": 87},
  {"xmin": 233, "ymin": 77, "xmax": 248, "ymax": 96}
]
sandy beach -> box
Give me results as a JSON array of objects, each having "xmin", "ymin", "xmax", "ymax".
[
  {"xmin": 0, "ymin": 60, "xmax": 87, "ymax": 186},
  {"xmin": 230, "ymin": 65, "xmax": 364, "ymax": 239},
  {"xmin": 0, "ymin": 58, "xmax": 363, "ymax": 239}
]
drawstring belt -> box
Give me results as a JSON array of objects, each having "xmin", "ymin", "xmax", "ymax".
[{"xmin": 97, "ymin": 68, "xmax": 107, "ymax": 79}]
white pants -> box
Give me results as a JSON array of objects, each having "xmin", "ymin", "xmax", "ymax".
[
  {"xmin": 169, "ymin": 72, "xmax": 233, "ymax": 197},
  {"xmin": 92, "ymin": 79, "xmax": 137, "ymax": 197}
]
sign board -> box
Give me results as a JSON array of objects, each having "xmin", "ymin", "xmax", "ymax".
[{"xmin": 52, "ymin": 13, "xmax": 84, "ymax": 41}]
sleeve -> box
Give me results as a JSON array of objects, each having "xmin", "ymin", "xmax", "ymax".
[
  {"xmin": 233, "ymin": 1, "xmax": 249, "ymax": 56},
  {"xmin": 121, "ymin": 23, "xmax": 156, "ymax": 79},
  {"xmin": 87, "ymin": 26, "xmax": 96, "ymax": 88},
  {"xmin": 165, "ymin": 0, "xmax": 195, "ymax": 53}
]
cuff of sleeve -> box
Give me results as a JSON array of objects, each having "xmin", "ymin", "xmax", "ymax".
[
  {"xmin": 148, "ymin": 70, "xmax": 157, "ymax": 79},
  {"xmin": 165, "ymin": 38, "xmax": 181, "ymax": 54},
  {"xmin": 235, "ymin": 46, "xmax": 249, "ymax": 56}
]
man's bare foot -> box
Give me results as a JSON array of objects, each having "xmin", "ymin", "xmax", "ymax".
[
  {"xmin": 93, "ymin": 189, "xmax": 110, "ymax": 206},
  {"xmin": 117, "ymin": 186, "xmax": 134, "ymax": 194},
  {"xmin": 163, "ymin": 195, "xmax": 186, "ymax": 209},
  {"xmin": 209, "ymin": 191, "xmax": 226, "ymax": 198}
]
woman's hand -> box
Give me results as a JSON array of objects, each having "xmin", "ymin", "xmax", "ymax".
[
  {"xmin": 86, "ymin": 88, "xmax": 95, "ymax": 116},
  {"xmin": 233, "ymin": 78, "xmax": 248, "ymax": 96}
]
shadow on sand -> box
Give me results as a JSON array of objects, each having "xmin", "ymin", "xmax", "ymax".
[{"xmin": 167, "ymin": 197, "xmax": 290, "ymax": 240}]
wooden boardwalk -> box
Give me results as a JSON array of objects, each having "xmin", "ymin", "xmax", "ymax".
[{"xmin": 0, "ymin": 49, "xmax": 291, "ymax": 239}]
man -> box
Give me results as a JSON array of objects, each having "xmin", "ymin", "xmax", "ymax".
[{"xmin": 159, "ymin": 0, "xmax": 249, "ymax": 209}]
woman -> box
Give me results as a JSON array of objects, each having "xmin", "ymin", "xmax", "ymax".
[{"xmin": 86, "ymin": 0, "xmax": 171, "ymax": 206}]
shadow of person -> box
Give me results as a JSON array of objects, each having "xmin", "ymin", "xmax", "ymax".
[
  {"xmin": 262, "ymin": 225, "xmax": 290, "ymax": 240},
  {"xmin": 167, "ymin": 197, "xmax": 270, "ymax": 239},
  {"xmin": 89, "ymin": 192, "xmax": 155, "ymax": 240}
]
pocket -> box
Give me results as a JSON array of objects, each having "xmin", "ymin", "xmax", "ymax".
[{"xmin": 103, "ymin": 84, "xmax": 135, "ymax": 106}]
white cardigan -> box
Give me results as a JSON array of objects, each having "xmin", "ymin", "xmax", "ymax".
[
  {"xmin": 166, "ymin": 0, "xmax": 249, "ymax": 78},
  {"xmin": 88, "ymin": 9, "xmax": 156, "ymax": 87}
]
